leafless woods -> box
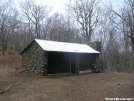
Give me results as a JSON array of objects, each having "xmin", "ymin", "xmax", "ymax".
[{"xmin": 0, "ymin": 0, "xmax": 134, "ymax": 73}]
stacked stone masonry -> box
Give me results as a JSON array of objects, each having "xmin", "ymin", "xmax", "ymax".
[{"xmin": 21, "ymin": 42, "xmax": 47, "ymax": 75}]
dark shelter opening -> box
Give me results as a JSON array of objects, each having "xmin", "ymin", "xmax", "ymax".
[{"xmin": 47, "ymin": 51, "xmax": 97, "ymax": 74}]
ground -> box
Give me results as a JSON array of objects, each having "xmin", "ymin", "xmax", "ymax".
[{"xmin": 0, "ymin": 68, "xmax": 134, "ymax": 101}]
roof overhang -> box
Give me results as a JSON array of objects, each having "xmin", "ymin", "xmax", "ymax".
[{"xmin": 35, "ymin": 39, "xmax": 100, "ymax": 54}]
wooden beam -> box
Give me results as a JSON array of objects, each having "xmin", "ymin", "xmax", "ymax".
[
  {"xmin": 70, "ymin": 53, "xmax": 71, "ymax": 74},
  {"xmin": 46, "ymin": 52, "xmax": 49, "ymax": 74},
  {"xmin": 77, "ymin": 53, "xmax": 79, "ymax": 74},
  {"xmin": 75, "ymin": 54, "xmax": 77, "ymax": 74}
]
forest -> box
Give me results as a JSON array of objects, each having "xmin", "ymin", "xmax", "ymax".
[{"xmin": 0, "ymin": 0, "xmax": 134, "ymax": 73}]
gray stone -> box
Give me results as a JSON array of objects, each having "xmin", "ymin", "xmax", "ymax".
[{"xmin": 21, "ymin": 41, "xmax": 47, "ymax": 75}]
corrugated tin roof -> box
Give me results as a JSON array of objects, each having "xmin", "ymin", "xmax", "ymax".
[{"xmin": 35, "ymin": 39, "xmax": 100, "ymax": 53}]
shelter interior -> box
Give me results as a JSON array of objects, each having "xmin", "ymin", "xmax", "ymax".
[{"xmin": 47, "ymin": 51, "xmax": 97, "ymax": 74}]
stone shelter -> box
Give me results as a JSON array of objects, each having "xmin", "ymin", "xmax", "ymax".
[{"xmin": 20, "ymin": 39, "xmax": 100, "ymax": 75}]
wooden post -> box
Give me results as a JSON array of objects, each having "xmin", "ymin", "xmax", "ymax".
[
  {"xmin": 70, "ymin": 53, "xmax": 71, "ymax": 74},
  {"xmin": 75, "ymin": 54, "xmax": 77, "ymax": 74},
  {"xmin": 46, "ymin": 52, "xmax": 48, "ymax": 75},
  {"xmin": 77, "ymin": 53, "xmax": 79, "ymax": 74}
]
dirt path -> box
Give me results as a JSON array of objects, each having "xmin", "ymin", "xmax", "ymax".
[{"xmin": 0, "ymin": 69, "xmax": 134, "ymax": 101}]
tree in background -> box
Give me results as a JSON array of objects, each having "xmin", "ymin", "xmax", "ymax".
[
  {"xmin": 0, "ymin": 0, "xmax": 19, "ymax": 55},
  {"xmin": 0, "ymin": 0, "xmax": 134, "ymax": 73},
  {"xmin": 20, "ymin": 0, "xmax": 51, "ymax": 39},
  {"xmin": 101, "ymin": 0, "xmax": 134, "ymax": 73},
  {"xmin": 43, "ymin": 13, "xmax": 82, "ymax": 43},
  {"xmin": 66, "ymin": 0, "xmax": 100, "ymax": 43},
  {"xmin": 105, "ymin": 0, "xmax": 134, "ymax": 52}
]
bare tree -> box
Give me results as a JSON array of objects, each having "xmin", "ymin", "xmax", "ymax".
[
  {"xmin": 103, "ymin": 0, "xmax": 134, "ymax": 52},
  {"xmin": 0, "ymin": 0, "xmax": 19, "ymax": 55},
  {"xmin": 66, "ymin": 0, "xmax": 100, "ymax": 43},
  {"xmin": 42, "ymin": 13, "xmax": 82, "ymax": 43},
  {"xmin": 20, "ymin": 0, "xmax": 51, "ymax": 38},
  {"xmin": 100, "ymin": 0, "xmax": 134, "ymax": 73}
]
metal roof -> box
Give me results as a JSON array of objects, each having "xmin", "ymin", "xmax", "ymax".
[{"xmin": 35, "ymin": 39, "xmax": 100, "ymax": 53}]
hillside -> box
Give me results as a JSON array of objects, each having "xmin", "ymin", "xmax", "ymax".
[{"xmin": 0, "ymin": 50, "xmax": 21, "ymax": 70}]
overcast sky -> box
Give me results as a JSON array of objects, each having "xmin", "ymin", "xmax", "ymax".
[
  {"xmin": 35, "ymin": 0, "xmax": 124, "ymax": 13},
  {"xmin": 8, "ymin": 0, "xmax": 124, "ymax": 13}
]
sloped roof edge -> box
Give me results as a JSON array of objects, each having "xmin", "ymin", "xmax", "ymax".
[
  {"xmin": 20, "ymin": 40, "xmax": 35, "ymax": 55},
  {"xmin": 35, "ymin": 39, "xmax": 100, "ymax": 53}
]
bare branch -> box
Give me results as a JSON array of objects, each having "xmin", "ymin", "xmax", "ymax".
[{"xmin": 0, "ymin": 81, "xmax": 25, "ymax": 94}]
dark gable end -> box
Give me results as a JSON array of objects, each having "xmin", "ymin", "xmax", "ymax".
[
  {"xmin": 20, "ymin": 40, "xmax": 36, "ymax": 55},
  {"xmin": 21, "ymin": 40, "xmax": 47, "ymax": 75}
]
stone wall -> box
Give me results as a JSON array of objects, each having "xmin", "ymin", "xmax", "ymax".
[
  {"xmin": 21, "ymin": 41, "xmax": 47, "ymax": 75},
  {"xmin": 96, "ymin": 58, "xmax": 103, "ymax": 71},
  {"xmin": 87, "ymin": 41, "xmax": 103, "ymax": 71}
]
